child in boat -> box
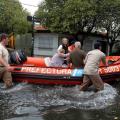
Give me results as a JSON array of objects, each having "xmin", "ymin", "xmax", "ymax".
[{"xmin": 50, "ymin": 49, "xmax": 69, "ymax": 67}]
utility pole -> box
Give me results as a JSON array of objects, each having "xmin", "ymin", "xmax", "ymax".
[
  {"xmin": 27, "ymin": 16, "xmax": 41, "ymax": 56},
  {"xmin": 31, "ymin": 16, "xmax": 35, "ymax": 56},
  {"xmin": 27, "ymin": 15, "xmax": 35, "ymax": 56}
]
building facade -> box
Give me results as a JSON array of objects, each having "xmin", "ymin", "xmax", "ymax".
[
  {"xmin": 34, "ymin": 33, "xmax": 58, "ymax": 56},
  {"xmin": 15, "ymin": 27, "xmax": 108, "ymax": 57}
]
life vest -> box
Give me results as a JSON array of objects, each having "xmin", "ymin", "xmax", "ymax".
[{"xmin": 62, "ymin": 44, "xmax": 68, "ymax": 54}]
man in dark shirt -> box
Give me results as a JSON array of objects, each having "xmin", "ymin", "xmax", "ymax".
[{"xmin": 69, "ymin": 41, "xmax": 86, "ymax": 68}]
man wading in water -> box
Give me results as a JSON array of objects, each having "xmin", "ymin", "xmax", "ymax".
[
  {"xmin": 80, "ymin": 42, "xmax": 108, "ymax": 92},
  {"xmin": 0, "ymin": 33, "xmax": 13, "ymax": 88}
]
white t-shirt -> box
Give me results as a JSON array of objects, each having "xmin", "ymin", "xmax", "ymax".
[
  {"xmin": 0, "ymin": 43, "xmax": 9, "ymax": 65},
  {"xmin": 57, "ymin": 45, "xmax": 62, "ymax": 52}
]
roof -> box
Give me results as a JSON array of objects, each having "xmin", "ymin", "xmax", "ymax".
[{"xmin": 34, "ymin": 25, "xmax": 48, "ymax": 31}]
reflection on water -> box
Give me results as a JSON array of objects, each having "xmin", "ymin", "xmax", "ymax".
[{"xmin": 0, "ymin": 82, "xmax": 119, "ymax": 120}]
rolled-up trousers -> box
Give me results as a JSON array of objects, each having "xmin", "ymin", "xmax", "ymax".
[
  {"xmin": 0, "ymin": 67, "xmax": 12, "ymax": 87},
  {"xmin": 80, "ymin": 74, "xmax": 104, "ymax": 91}
]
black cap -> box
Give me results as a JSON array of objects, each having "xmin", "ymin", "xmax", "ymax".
[{"xmin": 94, "ymin": 42, "xmax": 101, "ymax": 49}]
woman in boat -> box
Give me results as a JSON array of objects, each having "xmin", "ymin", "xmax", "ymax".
[
  {"xmin": 57, "ymin": 38, "xmax": 69, "ymax": 65},
  {"xmin": 57, "ymin": 38, "xmax": 69, "ymax": 53},
  {"xmin": 50, "ymin": 49, "xmax": 69, "ymax": 67}
]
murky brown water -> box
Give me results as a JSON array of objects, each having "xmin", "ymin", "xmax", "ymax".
[{"xmin": 0, "ymin": 81, "xmax": 120, "ymax": 120}]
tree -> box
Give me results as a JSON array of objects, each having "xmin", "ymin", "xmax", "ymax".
[
  {"xmin": 36, "ymin": 0, "xmax": 120, "ymax": 51},
  {"xmin": 35, "ymin": 0, "xmax": 69, "ymax": 32},
  {"xmin": 95, "ymin": 0, "xmax": 120, "ymax": 52},
  {"xmin": 0, "ymin": 0, "xmax": 31, "ymax": 34},
  {"xmin": 35, "ymin": 0, "xmax": 98, "ymax": 33}
]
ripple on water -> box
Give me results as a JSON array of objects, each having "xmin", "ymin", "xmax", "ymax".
[
  {"xmin": 71, "ymin": 83, "xmax": 117, "ymax": 109},
  {"xmin": 0, "ymin": 82, "xmax": 118, "ymax": 120},
  {"xmin": 31, "ymin": 83, "xmax": 118, "ymax": 110}
]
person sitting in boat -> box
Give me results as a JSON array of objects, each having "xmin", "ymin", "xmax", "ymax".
[
  {"xmin": 69, "ymin": 41, "xmax": 86, "ymax": 68},
  {"xmin": 0, "ymin": 33, "xmax": 14, "ymax": 88},
  {"xmin": 80, "ymin": 42, "xmax": 108, "ymax": 92},
  {"xmin": 68, "ymin": 40, "xmax": 76, "ymax": 52},
  {"xmin": 50, "ymin": 49, "xmax": 69, "ymax": 67},
  {"xmin": 58, "ymin": 38, "xmax": 69, "ymax": 53},
  {"xmin": 57, "ymin": 38, "xmax": 69, "ymax": 65}
]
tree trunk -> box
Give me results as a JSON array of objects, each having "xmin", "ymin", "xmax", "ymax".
[
  {"xmin": 109, "ymin": 42, "xmax": 114, "ymax": 55},
  {"xmin": 75, "ymin": 33, "xmax": 86, "ymax": 48}
]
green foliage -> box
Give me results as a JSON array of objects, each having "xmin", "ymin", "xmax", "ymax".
[
  {"xmin": 35, "ymin": 0, "xmax": 120, "ymax": 39},
  {"xmin": 35, "ymin": 0, "xmax": 67, "ymax": 32},
  {"xmin": 0, "ymin": 0, "xmax": 31, "ymax": 34}
]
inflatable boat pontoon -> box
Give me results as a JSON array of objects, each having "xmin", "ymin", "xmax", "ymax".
[{"xmin": 10, "ymin": 51, "xmax": 120, "ymax": 85}]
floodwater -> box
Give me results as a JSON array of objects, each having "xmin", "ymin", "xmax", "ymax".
[{"xmin": 0, "ymin": 81, "xmax": 120, "ymax": 120}]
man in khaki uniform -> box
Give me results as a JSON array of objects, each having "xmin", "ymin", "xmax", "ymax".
[
  {"xmin": 0, "ymin": 33, "xmax": 13, "ymax": 88},
  {"xmin": 80, "ymin": 42, "xmax": 107, "ymax": 91},
  {"xmin": 69, "ymin": 41, "xmax": 86, "ymax": 68}
]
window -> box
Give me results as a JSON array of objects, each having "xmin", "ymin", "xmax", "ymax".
[{"xmin": 35, "ymin": 36, "xmax": 53, "ymax": 49}]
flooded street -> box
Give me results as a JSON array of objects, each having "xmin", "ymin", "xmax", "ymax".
[
  {"xmin": 1, "ymin": 0, "xmax": 120, "ymax": 119},
  {"xmin": 0, "ymin": 82, "xmax": 120, "ymax": 120}
]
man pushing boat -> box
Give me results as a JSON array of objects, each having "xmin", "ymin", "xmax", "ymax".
[
  {"xmin": 0, "ymin": 33, "xmax": 13, "ymax": 88},
  {"xmin": 69, "ymin": 41, "xmax": 86, "ymax": 68},
  {"xmin": 80, "ymin": 42, "xmax": 108, "ymax": 92}
]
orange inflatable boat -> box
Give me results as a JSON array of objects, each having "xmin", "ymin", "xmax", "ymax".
[{"xmin": 10, "ymin": 50, "xmax": 120, "ymax": 85}]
